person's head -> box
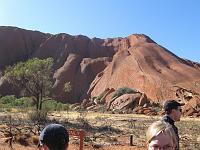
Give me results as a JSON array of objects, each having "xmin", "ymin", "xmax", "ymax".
[
  {"xmin": 39, "ymin": 124, "xmax": 69, "ymax": 150},
  {"xmin": 146, "ymin": 121, "xmax": 178, "ymax": 150},
  {"xmin": 163, "ymin": 100, "xmax": 184, "ymax": 121}
]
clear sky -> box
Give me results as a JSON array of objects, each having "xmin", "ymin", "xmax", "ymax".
[{"xmin": 0, "ymin": 0, "xmax": 199, "ymax": 62}]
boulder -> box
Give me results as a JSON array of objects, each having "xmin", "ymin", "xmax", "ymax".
[
  {"xmin": 183, "ymin": 96, "xmax": 200, "ymax": 117},
  {"xmin": 109, "ymin": 93, "xmax": 140, "ymax": 110},
  {"xmin": 109, "ymin": 93, "xmax": 150, "ymax": 110}
]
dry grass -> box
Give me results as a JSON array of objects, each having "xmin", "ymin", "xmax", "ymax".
[{"xmin": 0, "ymin": 111, "xmax": 200, "ymax": 150}]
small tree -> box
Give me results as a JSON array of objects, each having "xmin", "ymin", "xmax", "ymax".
[{"xmin": 4, "ymin": 58, "xmax": 53, "ymax": 110}]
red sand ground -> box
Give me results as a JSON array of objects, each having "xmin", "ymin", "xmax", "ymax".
[{"xmin": 0, "ymin": 143, "xmax": 146, "ymax": 150}]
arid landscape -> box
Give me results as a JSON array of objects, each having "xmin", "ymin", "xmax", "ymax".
[
  {"xmin": 0, "ymin": 26, "xmax": 200, "ymax": 116},
  {"xmin": 0, "ymin": 111, "xmax": 200, "ymax": 150},
  {"xmin": 0, "ymin": 27, "xmax": 200, "ymax": 149},
  {"xmin": 1, "ymin": 1, "xmax": 200, "ymax": 149}
]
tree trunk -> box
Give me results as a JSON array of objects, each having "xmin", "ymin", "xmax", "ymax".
[
  {"xmin": 36, "ymin": 95, "xmax": 40, "ymax": 111},
  {"xmin": 39, "ymin": 90, "xmax": 43, "ymax": 110},
  {"xmin": 39, "ymin": 100, "xmax": 42, "ymax": 110}
]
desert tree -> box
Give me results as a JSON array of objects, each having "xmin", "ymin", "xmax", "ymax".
[{"xmin": 4, "ymin": 58, "xmax": 53, "ymax": 110}]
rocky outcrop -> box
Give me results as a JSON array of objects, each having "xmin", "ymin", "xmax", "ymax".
[
  {"xmin": 182, "ymin": 96, "xmax": 200, "ymax": 117},
  {"xmin": 52, "ymin": 54, "xmax": 112, "ymax": 103},
  {"xmin": 0, "ymin": 26, "xmax": 200, "ymax": 113},
  {"xmin": 0, "ymin": 27, "xmax": 115, "ymax": 102},
  {"xmin": 88, "ymin": 37, "xmax": 200, "ymax": 103},
  {"xmin": 109, "ymin": 93, "xmax": 148, "ymax": 110}
]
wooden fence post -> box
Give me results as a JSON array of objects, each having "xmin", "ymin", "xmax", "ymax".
[
  {"xmin": 79, "ymin": 130, "xmax": 85, "ymax": 150},
  {"xmin": 9, "ymin": 115, "xmax": 13, "ymax": 149},
  {"xmin": 69, "ymin": 129, "xmax": 85, "ymax": 150},
  {"xmin": 130, "ymin": 135, "xmax": 133, "ymax": 146}
]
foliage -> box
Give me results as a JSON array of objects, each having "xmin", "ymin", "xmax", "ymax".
[
  {"xmin": 0, "ymin": 95, "xmax": 16, "ymax": 104},
  {"xmin": 14, "ymin": 97, "xmax": 33, "ymax": 107},
  {"xmin": 95, "ymin": 91, "xmax": 107, "ymax": 104},
  {"xmin": 0, "ymin": 95, "xmax": 33, "ymax": 109},
  {"xmin": 153, "ymin": 107, "xmax": 162, "ymax": 114},
  {"xmin": 4, "ymin": 58, "xmax": 54, "ymax": 110},
  {"xmin": 42, "ymin": 99, "xmax": 71, "ymax": 111},
  {"xmin": 0, "ymin": 95, "xmax": 72, "ymax": 112},
  {"xmin": 63, "ymin": 82, "xmax": 72, "ymax": 93},
  {"xmin": 112, "ymin": 87, "xmax": 138, "ymax": 98}
]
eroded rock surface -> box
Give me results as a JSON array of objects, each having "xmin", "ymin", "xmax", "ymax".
[{"xmin": 0, "ymin": 26, "xmax": 200, "ymax": 116}]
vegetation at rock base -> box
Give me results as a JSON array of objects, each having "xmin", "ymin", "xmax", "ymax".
[
  {"xmin": 4, "ymin": 58, "xmax": 53, "ymax": 111},
  {"xmin": 95, "ymin": 90, "xmax": 108, "ymax": 104},
  {"xmin": 0, "ymin": 95, "xmax": 71, "ymax": 112},
  {"xmin": 112, "ymin": 87, "xmax": 138, "ymax": 99}
]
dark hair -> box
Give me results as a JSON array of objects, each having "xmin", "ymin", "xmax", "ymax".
[
  {"xmin": 165, "ymin": 105, "xmax": 179, "ymax": 114},
  {"xmin": 163, "ymin": 100, "xmax": 184, "ymax": 115},
  {"xmin": 39, "ymin": 124, "xmax": 69, "ymax": 150}
]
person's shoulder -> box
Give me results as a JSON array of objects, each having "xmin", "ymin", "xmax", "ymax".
[{"xmin": 161, "ymin": 115, "xmax": 168, "ymax": 122}]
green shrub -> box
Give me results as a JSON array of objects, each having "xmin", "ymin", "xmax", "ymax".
[
  {"xmin": 42, "ymin": 99, "xmax": 71, "ymax": 111},
  {"xmin": 153, "ymin": 106, "xmax": 162, "ymax": 113},
  {"xmin": 0, "ymin": 95, "xmax": 16, "ymax": 105},
  {"xmin": 0, "ymin": 96, "xmax": 33, "ymax": 109},
  {"xmin": 95, "ymin": 90, "xmax": 110, "ymax": 104},
  {"xmin": 0, "ymin": 95, "xmax": 70, "ymax": 112},
  {"xmin": 112, "ymin": 87, "xmax": 138, "ymax": 98},
  {"xmin": 42, "ymin": 100, "xmax": 58, "ymax": 111},
  {"xmin": 56, "ymin": 102, "xmax": 63, "ymax": 111},
  {"xmin": 13, "ymin": 97, "xmax": 33, "ymax": 107}
]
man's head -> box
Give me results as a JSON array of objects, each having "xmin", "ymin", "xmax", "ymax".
[
  {"xmin": 39, "ymin": 124, "xmax": 69, "ymax": 150},
  {"xmin": 163, "ymin": 100, "xmax": 185, "ymax": 121}
]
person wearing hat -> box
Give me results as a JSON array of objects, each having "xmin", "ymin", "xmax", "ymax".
[
  {"xmin": 39, "ymin": 124, "xmax": 69, "ymax": 150},
  {"xmin": 161, "ymin": 100, "xmax": 184, "ymax": 150}
]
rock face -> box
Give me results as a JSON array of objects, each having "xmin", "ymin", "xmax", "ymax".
[
  {"xmin": 0, "ymin": 27, "xmax": 116, "ymax": 102},
  {"xmin": 0, "ymin": 26, "xmax": 49, "ymax": 69},
  {"xmin": 0, "ymin": 26, "xmax": 200, "ymax": 114},
  {"xmin": 0, "ymin": 26, "xmax": 49, "ymax": 95},
  {"xmin": 88, "ymin": 35, "xmax": 200, "ymax": 103}
]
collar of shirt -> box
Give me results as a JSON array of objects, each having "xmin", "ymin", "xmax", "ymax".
[{"xmin": 163, "ymin": 115, "xmax": 175, "ymax": 125}]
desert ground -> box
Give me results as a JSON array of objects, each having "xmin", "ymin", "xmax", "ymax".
[{"xmin": 0, "ymin": 111, "xmax": 200, "ymax": 150}]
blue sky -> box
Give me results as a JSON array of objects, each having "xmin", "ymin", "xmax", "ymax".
[{"xmin": 0, "ymin": 0, "xmax": 199, "ymax": 62}]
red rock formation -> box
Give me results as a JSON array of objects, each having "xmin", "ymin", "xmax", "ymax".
[
  {"xmin": 109, "ymin": 93, "xmax": 148, "ymax": 110},
  {"xmin": 182, "ymin": 96, "xmax": 200, "ymax": 116},
  {"xmin": 0, "ymin": 27, "xmax": 115, "ymax": 102},
  {"xmin": 88, "ymin": 35, "xmax": 200, "ymax": 103},
  {"xmin": 0, "ymin": 26, "xmax": 200, "ymax": 111},
  {"xmin": 0, "ymin": 26, "xmax": 49, "ymax": 68}
]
